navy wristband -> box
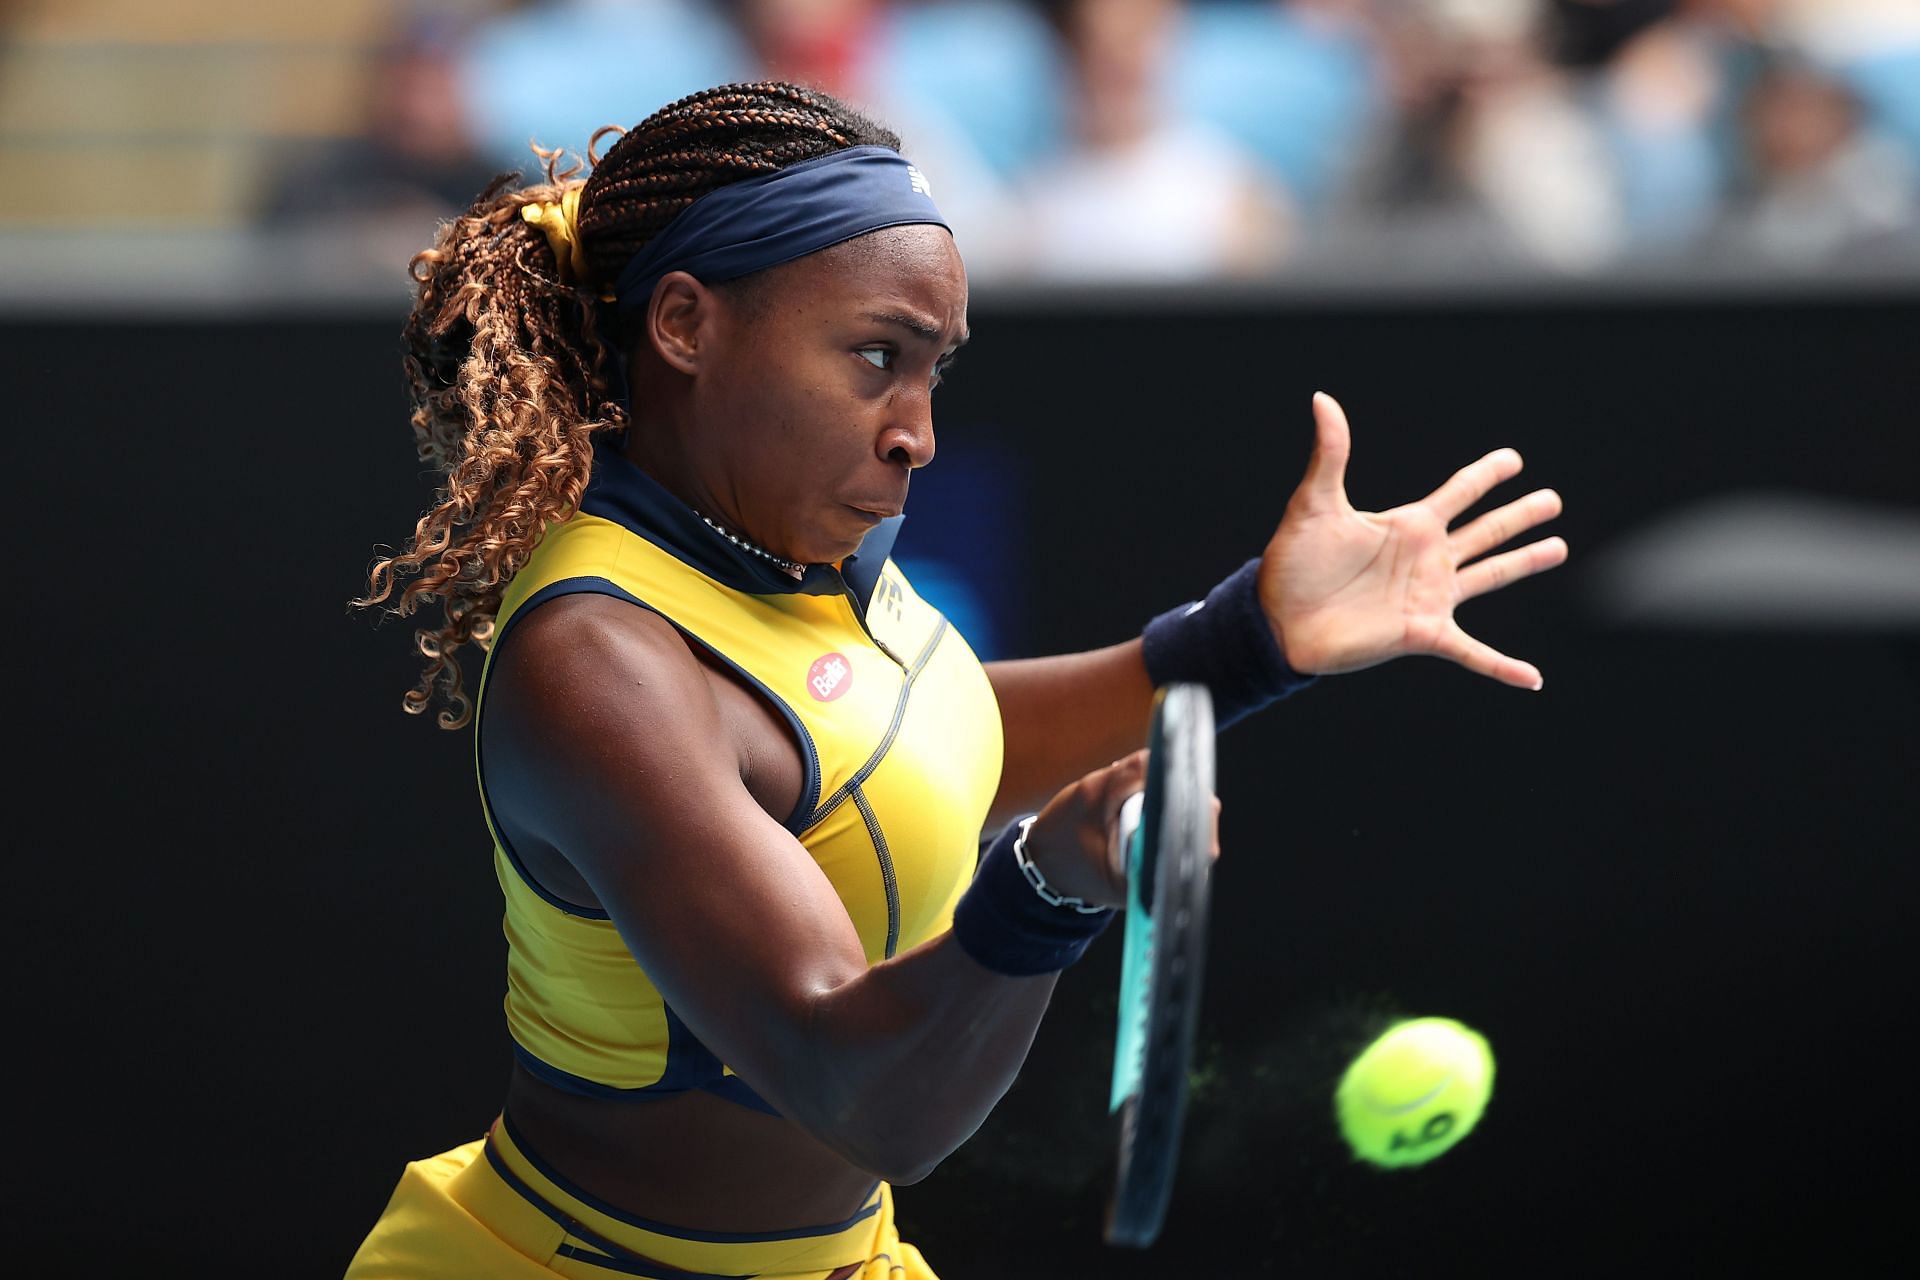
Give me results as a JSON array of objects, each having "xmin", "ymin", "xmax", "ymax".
[
  {"xmin": 1141, "ymin": 558, "xmax": 1316, "ymax": 729},
  {"xmin": 952, "ymin": 819, "xmax": 1115, "ymax": 976}
]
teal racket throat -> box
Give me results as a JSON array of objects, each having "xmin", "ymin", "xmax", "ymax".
[{"xmin": 1110, "ymin": 796, "xmax": 1151, "ymax": 1113}]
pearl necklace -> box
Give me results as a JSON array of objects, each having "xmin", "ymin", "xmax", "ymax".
[{"xmin": 696, "ymin": 512, "xmax": 807, "ymax": 579}]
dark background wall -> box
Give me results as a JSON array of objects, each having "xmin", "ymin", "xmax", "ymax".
[{"xmin": 7, "ymin": 293, "xmax": 1915, "ymax": 1277}]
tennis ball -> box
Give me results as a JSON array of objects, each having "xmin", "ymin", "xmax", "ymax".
[{"xmin": 1334, "ymin": 1016, "xmax": 1494, "ymax": 1168}]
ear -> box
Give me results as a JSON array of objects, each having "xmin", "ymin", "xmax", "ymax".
[{"xmin": 645, "ymin": 272, "xmax": 717, "ymax": 376}]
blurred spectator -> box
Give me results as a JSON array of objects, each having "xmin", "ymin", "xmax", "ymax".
[
  {"xmin": 723, "ymin": 0, "xmax": 1036, "ymax": 276},
  {"xmin": 732, "ymin": 0, "xmax": 884, "ymax": 91},
  {"xmin": 260, "ymin": 7, "xmax": 503, "ymax": 274},
  {"xmin": 866, "ymin": 0, "xmax": 1065, "ymax": 183},
  {"xmin": 1170, "ymin": 1, "xmax": 1383, "ymax": 215},
  {"xmin": 1712, "ymin": 50, "xmax": 1919, "ymax": 266},
  {"xmin": 1551, "ymin": 0, "xmax": 1920, "ymax": 265},
  {"xmin": 1551, "ymin": 0, "xmax": 1725, "ymax": 253},
  {"xmin": 238, "ymin": 0, "xmax": 1920, "ymax": 288},
  {"xmin": 1549, "ymin": 0, "xmax": 1678, "ymax": 65},
  {"xmin": 1007, "ymin": 0, "xmax": 1294, "ymax": 283},
  {"xmin": 1770, "ymin": 0, "xmax": 1920, "ymax": 167},
  {"xmin": 1325, "ymin": 0, "xmax": 1623, "ymax": 273},
  {"xmin": 446, "ymin": 0, "xmax": 1031, "ymax": 275}
]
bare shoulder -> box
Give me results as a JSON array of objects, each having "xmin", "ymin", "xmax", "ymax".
[
  {"xmin": 482, "ymin": 592, "xmax": 736, "ymax": 863},
  {"xmin": 488, "ymin": 592, "xmax": 714, "ymax": 741}
]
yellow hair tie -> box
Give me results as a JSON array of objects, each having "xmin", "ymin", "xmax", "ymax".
[{"xmin": 521, "ymin": 184, "xmax": 614, "ymax": 300}]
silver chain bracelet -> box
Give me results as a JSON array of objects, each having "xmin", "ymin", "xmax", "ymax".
[{"xmin": 1012, "ymin": 815, "xmax": 1109, "ymax": 914}]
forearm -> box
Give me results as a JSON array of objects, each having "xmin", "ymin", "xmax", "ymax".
[
  {"xmin": 791, "ymin": 931, "xmax": 1061, "ymax": 1184},
  {"xmin": 777, "ymin": 799, "xmax": 1128, "ymax": 1184},
  {"xmin": 984, "ymin": 640, "xmax": 1155, "ymax": 824}
]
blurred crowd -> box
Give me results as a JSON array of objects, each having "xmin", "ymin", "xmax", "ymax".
[{"xmin": 264, "ymin": 0, "xmax": 1920, "ymax": 285}]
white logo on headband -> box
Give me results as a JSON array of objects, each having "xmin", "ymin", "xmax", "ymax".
[{"xmin": 906, "ymin": 165, "xmax": 932, "ymax": 197}]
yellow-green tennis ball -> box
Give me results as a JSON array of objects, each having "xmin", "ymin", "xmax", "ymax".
[{"xmin": 1334, "ymin": 1016, "xmax": 1494, "ymax": 1168}]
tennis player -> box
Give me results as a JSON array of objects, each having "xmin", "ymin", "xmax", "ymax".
[{"xmin": 347, "ymin": 82, "xmax": 1565, "ymax": 1280}]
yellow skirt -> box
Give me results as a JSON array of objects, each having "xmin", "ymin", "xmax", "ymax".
[{"xmin": 345, "ymin": 1114, "xmax": 937, "ymax": 1280}]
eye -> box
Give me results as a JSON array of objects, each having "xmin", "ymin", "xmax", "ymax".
[{"xmin": 858, "ymin": 348, "xmax": 893, "ymax": 370}]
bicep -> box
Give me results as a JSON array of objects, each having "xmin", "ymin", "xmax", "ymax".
[{"xmin": 484, "ymin": 597, "xmax": 868, "ymax": 1109}]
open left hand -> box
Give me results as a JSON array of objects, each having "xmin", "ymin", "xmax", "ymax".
[{"xmin": 1260, "ymin": 392, "xmax": 1568, "ymax": 690}]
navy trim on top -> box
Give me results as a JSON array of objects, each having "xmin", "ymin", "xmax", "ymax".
[
  {"xmin": 661, "ymin": 1003, "xmax": 782, "ymax": 1117},
  {"xmin": 479, "ymin": 577, "xmax": 826, "ymax": 920},
  {"xmin": 479, "ymin": 572, "xmax": 813, "ymax": 1117},
  {"xmin": 583, "ymin": 435, "xmax": 901, "ymax": 610},
  {"xmin": 475, "ymin": 441, "xmax": 909, "ymax": 1133},
  {"xmin": 511, "ymin": 1043, "xmax": 782, "ymax": 1118},
  {"xmin": 656, "ymin": 1000, "xmax": 725, "ymax": 1092},
  {"xmin": 478, "ymin": 582, "xmax": 606, "ymax": 921},
  {"xmin": 840, "ymin": 514, "xmax": 903, "ymax": 608},
  {"xmin": 698, "ymin": 1072, "xmax": 785, "ymax": 1117},
  {"xmin": 495, "ymin": 1110, "xmax": 883, "ymax": 1245}
]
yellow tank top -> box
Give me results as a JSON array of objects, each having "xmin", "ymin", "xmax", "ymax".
[{"xmin": 473, "ymin": 439, "xmax": 1004, "ymax": 1114}]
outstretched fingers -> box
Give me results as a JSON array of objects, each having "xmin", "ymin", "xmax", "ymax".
[
  {"xmin": 1451, "ymin": 487, "xmax": 1562, "ymax": 563},
  {"xmin": 1433, "ymin": 621, "xmax": 1544, "ymax": 691},
  {"xmin": 1456, "ymin": 536, "xmax": 1569, "ymax": 602},
  {"xmin": 1425, "ymin": 447, "xmax": 1524, "ymax": 524}
]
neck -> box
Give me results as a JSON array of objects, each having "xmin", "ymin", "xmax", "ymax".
[
  {"xmin": 694, "ymin": 510, "xmax": 807, "ymax": 580},
  {"xmin": 618, "ymin": 423, "xmax": 808, "ymax": 577}
]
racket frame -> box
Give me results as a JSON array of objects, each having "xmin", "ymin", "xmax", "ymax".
[{"xmin": 1104, "ymin": 682, "xmax": 1216, "ymax": 1249}]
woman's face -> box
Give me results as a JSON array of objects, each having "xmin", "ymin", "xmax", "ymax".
[{"xmin": 678, "ymin": 223, "xmax": 969, "ymax": 567}]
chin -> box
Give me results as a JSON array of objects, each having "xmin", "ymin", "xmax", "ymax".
[
  {"xmin": 804, "ymin": 507, "xmax": 880, "ymax": 562},
  {"xmin": 809, "ymin": 534, "xmax": 867, "ymax": 566}
]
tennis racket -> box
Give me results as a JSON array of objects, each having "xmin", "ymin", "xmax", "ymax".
[{"xmin": 1103, "ymin": 682, "xmax": 1216, "ymax": 1248}]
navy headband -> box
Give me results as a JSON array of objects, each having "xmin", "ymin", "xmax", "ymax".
[{"xmin": 611, "ymin": 145, "xmax": 950, "ymax": 314}]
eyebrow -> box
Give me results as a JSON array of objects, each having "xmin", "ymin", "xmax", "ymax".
[{"xmin": 864, "ymin": 309, "xmax": 969, "ymax": 352}]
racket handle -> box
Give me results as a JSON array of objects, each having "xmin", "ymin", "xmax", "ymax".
[{"xmin": 1111, "ymin": 790, "xmax": 1144, "ymax": 881}]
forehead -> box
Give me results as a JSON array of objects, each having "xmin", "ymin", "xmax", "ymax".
[{"xmin": 757, "ymin": 225, "xmax": 968, "ymax": 331}]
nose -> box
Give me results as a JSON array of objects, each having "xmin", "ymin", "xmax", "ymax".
[{"xmin": 880, "ymin": 389, "xmax": 936, "ymax": 471}]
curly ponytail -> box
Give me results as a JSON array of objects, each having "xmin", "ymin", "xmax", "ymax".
[{"xmin": 355, "ymin": 82, "xmax": 901, "ymax": 729}]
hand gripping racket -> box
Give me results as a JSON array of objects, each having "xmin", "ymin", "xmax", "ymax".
[{"xmin": 1103, "ymin": 682, "xmax": 1216, "ymax": 1248}]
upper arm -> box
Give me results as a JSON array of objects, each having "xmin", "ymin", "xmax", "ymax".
[
  {"xmin": 481, "ymin": 594, "xmax": 869, "ymax": 1114},
  {"xmin": 981, "ymin": 643, "xmax": 1154, "ymax": 824}
]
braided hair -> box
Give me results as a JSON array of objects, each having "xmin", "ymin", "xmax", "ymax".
[{"xmin": 355, "ymin": 82, "xmax": 901, "ymax": 729}]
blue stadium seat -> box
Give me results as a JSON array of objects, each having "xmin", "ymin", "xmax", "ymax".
[
  {"xmin": 457, "ymin": 1, "xmax": 754, "ymax": 172},
  {"xmin": 1169, "ymin": 2, "xmax": 1380, "ymax": 208}
]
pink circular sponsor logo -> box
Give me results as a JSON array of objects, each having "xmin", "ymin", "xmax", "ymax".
[{"xmin": 806, "ymin": 652, "xmax": 853, "ymax": 702}]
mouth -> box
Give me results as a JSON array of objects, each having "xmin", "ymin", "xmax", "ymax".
[{"xmin": 845, "ymin": 504, "xmax": 901, "ymax": 525}]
